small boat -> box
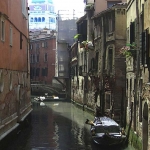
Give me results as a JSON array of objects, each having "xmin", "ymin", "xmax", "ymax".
[
  {"xmin": 85, "ymin": 116, "xmax": 126, "ymax": 146},
  {"xmin": 39, "ymin": 96, "xmax": 45, "ymax": 101},
  {"xmin": 40, "ymin": 102, "xmax": 46, "ymax": 106}
]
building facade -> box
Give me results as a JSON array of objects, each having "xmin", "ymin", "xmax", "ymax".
[
  {"xmin": 71, "ymin": 0, "xmax": 127, "ymax": 119},
  {"xmin": 126, "ymin": 0, "xmax": 150, "ymax": 149},
  {"xmin": 92, "ymin": 3, "xmax": 127, "ymax": 124},
  {"xmin": 94, "ymin": 0, "xmax": 126, "ymax": 15},
  {"xmin": 0, "ymin": 0, "xmax": 32, "ymax": 141},
  {"xmin": 28, "ymin": 0, "xmax": 56, "ymax": 30},
  {"xmin": 29, "ymin": 31, "xmax": 56, "ymax": 85}
]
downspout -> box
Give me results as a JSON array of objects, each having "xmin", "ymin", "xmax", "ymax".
[
  {"xmin": 101, "ymin": 15, "xmax": 105, "ymax": 115},
  {"xmin": 134, "ymin": 0, "xmax": 140, "ymax": 131}
]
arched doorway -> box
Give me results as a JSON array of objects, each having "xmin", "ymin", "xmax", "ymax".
[{"xmin": 142, "ymin": 102, "xmax": 148, "ymax": 150}]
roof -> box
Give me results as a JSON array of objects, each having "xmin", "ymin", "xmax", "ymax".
[
  {"xmin": 76, "ymin": 14, "xmax": 87, "ymax": 24},
  {"xmin": 94, "ymin": 116, "xmax": 119, "ymax": 126},
  {"xmin": 92, "ymin": 2, "xmax": 127, "ymax": 19}
]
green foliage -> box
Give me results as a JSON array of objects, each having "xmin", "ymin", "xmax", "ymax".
[
  {"xmin": 126, "ymin": 42, "xmax": 136, "ymax": 49},
  {"xmin": 125, "ymin": 126, "xmax": 142, "ymax": 150},
  {"xmin": 130, "ymin": 130, "xmax": 142, "ymax": 150},
  {"xmin": 120, "ymin": 42, "xmax": 137, "ymax": 57},
  {"xmin": 74, "ymin": 34, "xmax": 81, "ymax": 39},
  {"xmin": 123, "ymin": 51, "xmax": 132, "ymax": 57}
]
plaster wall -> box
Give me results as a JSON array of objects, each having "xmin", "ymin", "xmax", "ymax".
[
  {"xmin": 0, "ymin": 0, "xmax": 31, "ymax": 141},
  {"xmin": 126, "ymin": 0, "xmax": 136, "ymax": 28},
  {"xmin": 94, "ymin": 0, "xmax": 126, "ymax": 15},
  {"xmin": 144, "ymin": 0, "xmax": 150, "ymax": 29}
]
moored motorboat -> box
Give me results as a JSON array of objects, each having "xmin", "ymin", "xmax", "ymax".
[{"xmin": 85, "ymin": 116, "xmax": 126, "ymax": 146}]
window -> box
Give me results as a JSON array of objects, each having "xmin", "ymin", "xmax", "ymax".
[
  {"xmin": 50, "ymin": 6, "xmax": 54, "ymax": 13},
  {"xmin": 20, "ymin": 33, "xmax": 22, "ymax": 49},
  {"xmin": 130, "ymin": 21, "xmax": 135, "ymax": 44},
  {"xmin": 38, "ymin": 17, "xmax": 41, "ymax": 22},
  {"xmin": 30, "ymin": 17, "xmax": 33, "ymax": 22},
  {"xmin": 94, "ymin": 26, "xmax": 97, "ymax": 38},
  {"xmin": 108, "ymin": 48, "xmax": 113, "ymax": 73},
  {"xmin": 81, "ymin": 79, "xmax": 84, "ymax": 90},
  {"xmin": 105, "ymin": 94, "xmax": 111, "ymax": 109},
  {"xmin": 35, "ymin": 54, "xmax": 38, "ymax": 62},
  {"xmin": 59, "ymin": 64, "xmax": 64, "ymax": 71},
  {"xmin": 95, "ymin": 52, "xmax": 99, "ymax": 71},
  {"xmin": 141, "ymin": 29, "xmax": 149, "ymax": 66},
  {"xmin": 45, "ymin": 68, "xmax": 48, "ymax": 76},
  {"xmin": 59, "ymin": 56, "xmax": 63, "ymax": 61},
  {"xmin": 37, "ymin": 54, "xmax": 39, "ymax": 62},
  {"xmin": 108, "ymin": 18, "xmax": 112, "ymax": 32},
  {"xmin": 30, "ymin": 54, "xmax": 32, "ymax": 63},
  {"xmin": 30, "ymin": 44, "xmax": 33, "ymax": 50},
  {"xmin": 30, "ymin": 67, "xmax": 33, "ymax": 79},
  {"xmin": 42, "ymin": 68, "xmax": 48, "ymax": 76},
  {"xmin": 97, "ymin": 25, "xmax": 100, "ymax": 37},
  {"xmin": 36, "ymin": 43, "xmax": 40, "ymax": 49},
  {"xmin": 22, "ymin": 0, "xmax": 28, "ymax": 18},
  {"xmin": 41, "ymin": 42, "xmax": 44, "ymax": 47},
  {"xmin": 42, "ymin": 17, "xmax": 45, "ymax": 22},
  {"xmin": 33, "ymin": 54, "xmax": 35, "ymax": 63},
  {"xmin": 44, "ymin": 53, "xmax": 48, "ymax": 62},
  {"xmin": 44, "ymin": 41, "xmax": 48, "ymax": 47},
  {"xmin": 10, "ymin": 26, "xmax": 13, "ymax": 46},
  {"xmin": 34, "ymin": 17, "xmax": 37, "ymax": 22},
  {"xmin": 1, "ymin": 19, "xmax": 5, "ymax": 41},
  {"xmin": 36, "ymin": 68, "xmax": 40, "ymax": 76},
  {"xmin": 91, "ymin": 58, "xmax": 95, "ymax": 70},
  {"xmin": 79, "ymin": 66, "xmax": 82, "ymax": 76},
  {"xmin": 126, "ymin": 28, "xmax": 130, "ymax": 43}
]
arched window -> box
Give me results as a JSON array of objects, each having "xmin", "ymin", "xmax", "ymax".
[
  {"xmin": 34, "ymin": 17, "xmax": 37, "ymax": 22},
  {"xmin": 42, "ymin": 17, "xmax": 45, "ymax": 22},
  {"xmin": 30, "ymin": 17, "xmax": 33, "ymax": 22},
  {"xmin": 38, "ymin": 17, "xmax": 41, "ymax": 22},
  {"xmin": 52, "ymin": 18, "xmax": 55, "ymax": 23}
]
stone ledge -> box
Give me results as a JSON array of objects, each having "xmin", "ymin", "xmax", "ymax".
[{"xmin": 0, "ymin": 123, "xmax": 19, "ymax": 141}]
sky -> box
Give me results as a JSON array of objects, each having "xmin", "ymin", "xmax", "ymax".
[
  {"xmin": 28, "ymin": 0, "xmax": 85, "ymax": 18},
  {"xmin": 53, "ymin": 0, "xmax": 85, "ymax": 15}
]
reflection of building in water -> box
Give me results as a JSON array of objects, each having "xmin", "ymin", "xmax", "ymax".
[{"xmin": 28, "ymin": 0, "xmax": 56, "ymax": 30}]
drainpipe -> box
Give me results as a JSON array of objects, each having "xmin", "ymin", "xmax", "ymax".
[
  {"xmin": 134, "ymin": 0, "xmax": 140, "ymax": 131},
  {"xmin": 101, "ymin": 16, "xmax": 105, "ymax": 116}
]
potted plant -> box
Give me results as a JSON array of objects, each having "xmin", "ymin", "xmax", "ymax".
[
  {"xmin": 120, "ymin": 42, "xmax": 137, "ymax": 57},
  {"xmin": 81, "ymin": 41, "xmax": 94, "ymax": 51}
]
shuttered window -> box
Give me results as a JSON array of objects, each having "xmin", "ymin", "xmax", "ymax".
[
  {"xmin": 130, "ymin": 22, "xmax": 135, "ymax": 44},
  {"xmin": 20, "ymin": 32, "xmax": 22, "ymax": 49},
  {"xmin": 141, "ymin": 29, "xmax": 149, "ymax": 67}
]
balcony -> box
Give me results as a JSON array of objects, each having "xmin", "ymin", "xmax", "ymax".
[
  {"xmin": 106, "ymin": 32, "xmax": 115, "ymax": 42},
  {"xmin": 82, "ymin": 72, "xmax": 87, "ymax": 76}
]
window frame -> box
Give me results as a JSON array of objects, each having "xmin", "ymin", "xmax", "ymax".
[
  {"xmin": 1, "ymin": 17, "xmax": 5, "ymax": 42},
  {"xmin": 10, "ymin": 25, "xmax": 13, "ymax": 46},
  {"xmin": 22, "ymin": 0, "xmax": 28, "ymax": 19},
  {"xmin": 44, "ymin": 53, "xmax": 48, "ymax": 62}
]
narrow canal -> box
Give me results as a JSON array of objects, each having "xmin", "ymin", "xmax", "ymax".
[{"xmin": 3, "ymin": 100, "xmax": 135, "ymax": 150}]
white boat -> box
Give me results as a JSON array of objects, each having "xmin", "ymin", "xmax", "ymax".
[{"xmin": 40, "ymin": 102, "xmax": 45, "ymax": 106}]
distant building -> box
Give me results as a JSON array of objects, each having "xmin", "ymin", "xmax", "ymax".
[
  {"xmin": 28, "ymin": 0, "xmax": 56, "ymax": 30},
  {"xmin": 54, "ymin": 10, "xmax": 78, "ymax": 98},
  {"xmin": 29, "ymin": 30, "xmax": 56, "ymax": 85}
]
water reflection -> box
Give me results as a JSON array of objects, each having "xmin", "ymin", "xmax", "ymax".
[{"xmin": 4, "ymin": 101, "xmax": 134, "ymax": 150}]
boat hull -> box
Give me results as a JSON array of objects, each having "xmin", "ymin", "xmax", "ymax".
[{"xmin": 92, "ymin": 134, "xmax": 126, "ymax": 146}]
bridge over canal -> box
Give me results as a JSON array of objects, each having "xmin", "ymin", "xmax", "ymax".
[{"xmin": 31, "ymin": 84, "xmax": 68, "ymax": 99}]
